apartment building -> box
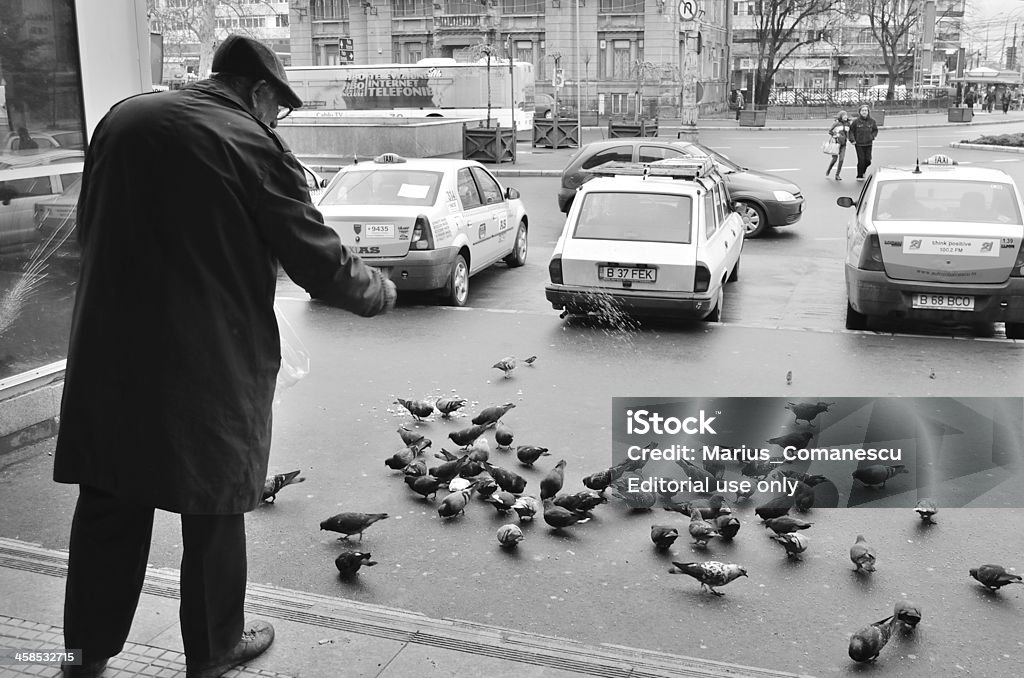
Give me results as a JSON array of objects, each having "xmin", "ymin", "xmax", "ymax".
[{"xmin": 151, "ymin": 0, "xmax": 293, "ymax": 65}]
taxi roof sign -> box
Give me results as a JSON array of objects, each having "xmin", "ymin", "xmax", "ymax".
[
  {"xmin": 923, "ymin": 153, "xmax": 957, "ymax": 166},
  {"xmin": 374, "ymin": 153, "xmax": 407, "ymax": 164},
  {"xmin": 585, "ymin": 157, "xmax": 716, "ymax": 180}
]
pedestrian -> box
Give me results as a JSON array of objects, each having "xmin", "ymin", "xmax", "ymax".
[
  {"xmin": 54, "ymin": 34, "xmax": 397, "ymax": 678},
  {"xmin": 849, "ymin": 104, "xmax": 878, "ymax": 180},
  {"xmin": 825, "ymin": 110, "xmax": 851, "ymax": 181},
  {"xmin": 735, "ymin": 89, "xmax": 745, "ymax": 121},
  {"xmin": 985, "ymin": 87, "xmax": 996, "ymax": 113},
  {"xmin": 964, "ymin": 87, "xmax": 975, "ymax": 111},
  {"xmin": 1002, "ymin": 88, "xmax": 1011, "ymax": 114},
  {"xmin": 15, "ymin": 126, "xmax": 38, "ymax": 150}
]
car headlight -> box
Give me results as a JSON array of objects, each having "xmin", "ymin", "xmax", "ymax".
[{"xmin": 772, "ymin": 190, "xmax": 797, "ymax": 202}]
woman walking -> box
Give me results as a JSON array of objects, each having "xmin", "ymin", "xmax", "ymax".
[{"xmin": 826, "ymin": 110, "xmax": 851, "ymax": 180}]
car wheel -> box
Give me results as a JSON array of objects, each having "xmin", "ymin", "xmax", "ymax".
[
  {"xmin": 727, "ymin": 258, "xmax": 740, "ymax": 283},
  {"xmin": 504, "ymin": 221, "xmax": 528, "ymax": 267},
  {"xmin": 443, "ymin": 254, "xmax": 469, "ymax": 307},
  {"xmin": 705, "ymin": 286, "xmax": 724, "ymax": 322},
  {"xmin": 737, "ymin": 201, "xmax": 768, "ymax": 238},
  {"xmin": 1005, "ymin": 322, "xmax": 1024, "ymax": 339},
  {"xmin": 845, "ymin": 302, "xmax": 868, "ymax": 330}
]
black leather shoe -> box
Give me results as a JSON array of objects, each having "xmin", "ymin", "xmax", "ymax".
[
  {"xmin": 186, "ymin": 620, "xmax": 275, "ymax": 678},
  {"xmin": 62, "ymin": 658, "xmax": 108, "ymax": 677}
]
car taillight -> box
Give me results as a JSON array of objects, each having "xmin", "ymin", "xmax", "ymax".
[
  {"xmin": 694, "ymin": 265, "xmax": 711, "ymax": 293},
  {"xmin": 410, "ymin": 216, "xmax": 434, "ymax": 250},
  {"xmin": 857, "ymin": 234, "xmax": 885, "ymax": 271},
  {"xmin": 549, "ymin": 256, "xmax": 563, "ymax": 284},
  {"xmin": 1011, "ymin": 243, "xmax": 1024, "ymax": 277}
]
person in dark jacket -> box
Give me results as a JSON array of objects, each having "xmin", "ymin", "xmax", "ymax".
[
  {"xmin": 964, "ymin": 87, "xmax": 976, "ymax": 110},
  {"xmin": 55, "ymin": 35, "xmax": 396, "ymax": 678},
  {"xmin": 1002, "ymin": 88, "xmax": 1012, "ymax": 113},
  {"xmin": 734, "ymin": 90, "xmax": 745, "ymax": 121},
  {"xmin": 848, "ymin": 105, "xmax": 879, "ymax": 180},
  {"xmin": 826, "ymin": 110, "xmax": 851, "ymax": 180}
]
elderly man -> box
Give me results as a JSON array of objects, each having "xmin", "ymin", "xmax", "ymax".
[{"xmin": 56, "ymin": 35, "xmax": 396, "ymax": 678}]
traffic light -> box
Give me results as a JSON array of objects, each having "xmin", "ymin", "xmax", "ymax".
[{"xmin": 339, "ymin": 37, "xmax": 354, "ymax": 63}]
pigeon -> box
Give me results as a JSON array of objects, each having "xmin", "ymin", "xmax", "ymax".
[
  {"xmin": 850, "ymin": 534, "xmax": 877, "ymax": 572},
  {"xmin": 734, "ymin": 484, "xmax": 756, "ymax": 503},
  {"xmin": 540, "ymin": 459, "xmax": 567, "ymax": 500},
  {"xmin": 429, "ymin": 455, "xmax": 468, "ymax": 483},
  {"xmin": 755, "ymin": 495, "xmax": 795, "ymax": 521},
  {"xmin": 969, "ymin": 564, "xmax": 1024, "ymax": 591},
  {"xmin": 610, "ymin": 477, "xmax": 657, "ymax": 510},
  {"xmin": 582, "ymin": 468, "xmax": 615, "ymax": 493},
  {"xmin": 404, "ymin": 474, "xmax": 443, "ymax": 500},
  {"xmin": 914, "ymin": 499, "xmax": 938, "ymax": 524},
  {"xmin": 334, "ymin": 551, "xmax": 377, "ymax": 577},
  {"xmin": 512, "ymin": 495, "xmax": 541, "ymax": 521},
  {"xmin": 261, "ymin": 470, "xmax": 305, "ymax": 503},
  {"xmin": 473, "ymin": 476, "xmax": 500, "ymax": 498},
  {"xmin": 668, "ymin": 561, "xmax": 748, "ymax": 596},
  {"xmin": 770, "ymin": 532, "xmax": 809, "ymax": 559},
  {"xmin": 766, "ymin": 430, "xmax": 814, "ymax": 450},
  {"xmin": 663, "ymin": 495, "xmax": 730, "ymax": 520},
  {"xmin": 792, "ymin": 482, "xmax": 815, "ymax": 512},
  {"xmin": 516, "ymin": 445, "xmax": 551, "ymax": 466},
  {"xmin": 494, "ymin": 422, "xmax": 514, "ymax": 448},
  {"xmin": 713, "ymin": 514, "xmax": 741, "ymax": 540},
  {"xmin": 434, "ymin": 396, "xmax": 467, "ymax": 417},
  {"xmin": 848, "ymin": 616, "xmax": 896, "ymax": 663},
  {"xmin": 320, "ymin": 512, "xmax": 389, "ymax": 540},
  {"xmin": 523, "ymin": 355, "xmax": 538, "ymax": 366},
  {"xmin": 612, "ymin": 452, "xmax": 650, "ymax": 476},
  {"xmin": 674, "ymin": 458, "xmax": 716, "ymax": 488},
  {"xmin": 651, "ymin": 524, "xmax": 679, "ymax": 550},
  {"xmin": 740, "ymin": 458, "xmax": 775, "ymax": 481},
  {"xmin": 467, "ymin": 436, "xmax": 491, "ymax": 462},
  {"xmin": 688, "ymin": 511, "xmax": 720, "ymax": 546},
  {"xmin": 542, "ymin": 497, "xmax": 591, "ymax": 529},
  {"xmin": 397, "ymin": 426, "xmax": 427, "ymax": 449},
  {"xmin": 437, "ymin": 486, "xmax": 475, "ymax": 519},
  {"xmin": 784, "ymin": 401, "xmax": 835, "ymax": 425},
  {"xmin": 395, "ymin": 397, "xmax": 434, "ymax": 420},
  {"xmin": 492, "ymin": 356, "xmax": 516, "ymax": 378},
  {"xmin": 852, "ymin": 464, "xmax": 909, "ymax": 489},
  {"xmin": 448, "ymin": 477, "xmax": 473, "ymax": 493},
  {"xmin": 553, "ymin": 490, "xmax": 607, "ymax": 513},
  {"xmin": 403, "ymin": 458, "xmax": 427, "ymax": 477},
  {"xmin": 893, "ymin": 601, "xmax": 922, "ymax": 629},
  {"xmin": 764, "ymin": 516, "xmax": 813, "ymax": 535},
  {"xmin": 702, "ymin": 457, "xmax": 726, "ymax": 481},
  {"xmin": 496, "ymin": 524, "xmax": 524, "ymax": 546},
  {"xmin": 482, "ymin": 462, "xmax": 528, "ymax": 494},
  {"xmin": 486, "ymin": 490, "xmax": 518, "ymax": 513},
  {"xmin": 385, "ymin": 446, "xmax": 419, "ymax": 471},
  {"xmin": 449, "ymin": 422, "xmax": 497, "ymax": 447},
  {"xmin": 472, "ymin": 403, "xmax": 516, "ymax": 426}
]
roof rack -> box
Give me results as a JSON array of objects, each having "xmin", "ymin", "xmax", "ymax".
[{"xmin": 584, "ymin": 157, "xmax": 716, "ymax": 180}]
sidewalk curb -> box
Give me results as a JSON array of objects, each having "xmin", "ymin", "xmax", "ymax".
[
  {"xmin": 0, "ymin": 537, "xmax": 814, "ymax": 678},
  {"xmin": 948, "ymin": 142, "xmax": 1024, "ymax": 154}
]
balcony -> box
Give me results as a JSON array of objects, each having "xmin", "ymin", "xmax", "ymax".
[{"xmin": 435, "ymin": 14, "xmax": 488, "ymax": 29}]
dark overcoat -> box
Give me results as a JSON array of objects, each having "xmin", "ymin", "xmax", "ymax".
[{"xmin": 53, "ymin": 79, "xmax": 389, "ymax": 514}]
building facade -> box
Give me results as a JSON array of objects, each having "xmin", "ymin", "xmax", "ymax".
[{"xmin": 289, "ymin": 0, "xmax": 732, "ymax": 116}]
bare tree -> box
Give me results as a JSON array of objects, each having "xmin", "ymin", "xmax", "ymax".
[
  {"xmin": 848, "ymin": 0, "xmax": 918, "ymax": 101},
  {"xmin": 748, "ymin": 0, "xmax": 841, "ymax": 106}
]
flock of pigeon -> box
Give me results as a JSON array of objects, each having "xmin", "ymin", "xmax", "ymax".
[{"xmin": 261, "ymin": 377, "xmax": 1023, "ymax": 667}]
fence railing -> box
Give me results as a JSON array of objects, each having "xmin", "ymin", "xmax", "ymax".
[{"xmin": 757, "ymin": 86, "xmax": 952, "ymax": 107}]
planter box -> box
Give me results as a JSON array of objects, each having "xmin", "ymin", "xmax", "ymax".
[
  {"xmin": 533, "ymin": 118, "xmax": 579, "ymax": 148},
  {"xmin": 948, "ymin": 107, "xmax": 973, "ymax": 123},
  {"xmin": 462, "ymin": 123, "xmax": 516, "ymax": 164},
  {"xmin": 738, "ymin": 110, "xmax": 766, "ymax": 127},
  {"xmin": 608, "ymin": 118, "xmax": 659, "ymax": 138}
]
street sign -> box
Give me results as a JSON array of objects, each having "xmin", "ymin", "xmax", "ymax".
[
  {"xmin": 678, "ymin": 0, "xmax": 697, "ymax": 21},
  {"xmin": 553, "ymin": 68, "xmax": 565, "ymax": 89},
  {"xmin": 339, "ymin": 37, "xmax": 354, "ymax": 63}
]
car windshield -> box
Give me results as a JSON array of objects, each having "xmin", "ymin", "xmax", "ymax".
[
  {"xmin": 873, "ymin": 180, "xmax": 1023, "ymax": 223},
  {"xmin": 686, "ymin": 143, "xmax": 741, "ymax": 172},
  {"xmin": 573, "ymin": 191, "xmax": 693, "ymax": 243},
  {"xmin": 319, "ymin": 169, "xmax": 442, "ymax": 207}
]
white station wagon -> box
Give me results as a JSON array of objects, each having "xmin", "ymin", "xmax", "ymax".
[
  {"xmin": 839, "ymin": 156, "xmax": 1024, "ymax": 337},
  {"xmin": 316, "ymin": 153, "xmax": 529, "ymax": 306},
  {"xmin": 545, "ymin": 157, "xmax": 743, "ymax": 322}
]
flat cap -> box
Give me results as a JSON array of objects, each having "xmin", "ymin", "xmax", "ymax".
[{"xmin": 212, "ymin": 34, "xmax": 302, "ymax": 109}]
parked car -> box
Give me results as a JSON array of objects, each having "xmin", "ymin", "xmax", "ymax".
[
  {"xmin": 299, "ymin": 160, "xmax": 328, "ymax": 203},
  {"xmin": 534, "ymin": 93, "xmax": 576, "ymax": 119},
  {"xmin": 558, "ymin": 139, "xmax": 804, "ymax": 237},
  {"xmin": 838, "ymin": 155, "xmax": 1024, "ymax": 337},
  {"xmin": 546, "ymin": 157, "xmax": 743, "ymax": 322},
  {"xmin": 315, "ymin": 153, "xmax": 528, "ymax": 306},
  {"xmin": 0, "ymin": 150, "xmax": 84, "ymax": 252}
]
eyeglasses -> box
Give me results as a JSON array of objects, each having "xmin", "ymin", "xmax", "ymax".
[{"xmin": 276, "ymin": 105, "xmax": 292, "ymax": 121}]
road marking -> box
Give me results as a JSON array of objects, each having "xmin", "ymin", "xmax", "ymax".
[
  {"xmin": 761, "ymin": 168, "xmax": 801, "ymax": 172},
  {"xmin": 992, "ymin": 158, "xmax": 1020, "ymax": 162},
  {"xmin": 759, "ymin": 146, "xmax": 790, "ymax": 149}
]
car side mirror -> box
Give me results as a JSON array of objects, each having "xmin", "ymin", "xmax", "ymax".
[
  {"xmin": 505, "ymin": 187, "xmax": 520, "ymax": 200},
  {"xmin": 836, "ymin": 196, "xmax": 856, "ymax": 208}
]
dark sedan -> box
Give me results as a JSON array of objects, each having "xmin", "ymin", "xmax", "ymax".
[{"xmin": 557, "ymin": 139, "xmax": 804, "ymax": 237}]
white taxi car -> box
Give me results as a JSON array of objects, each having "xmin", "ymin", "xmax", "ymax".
[
  {"xmin": 839, "ymin": 155, "xmax": 1024, "ymax": 337},
  {"xmin": 315, "ymin": 153, "xmax": 528, "ymax": 306},
  {"xmin": 545, "ymin": 157, "xmax": 743, "ymax": 321}
]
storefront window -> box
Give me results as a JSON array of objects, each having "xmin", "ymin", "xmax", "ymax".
[{"xmin": 0, "ymin": 0, "xmax": 86, "ymax": 380}]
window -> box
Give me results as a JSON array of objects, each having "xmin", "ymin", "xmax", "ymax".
[
  {"xmin": 574, "ymin": 192, "xmax": 693, "ymax": 243},
  {"xmin": 319, "ymin": 170, "xmax": 443, "ymax": 207},
  {"xmin": 599, "ymin": 0, "xmax": 644, "ymax": 12},
  {"xmin": 610, "ymin": 93, "xmax": 629, "ymax": 115},
  {"xmin": 457, "ymin": 168, "xmax": 483, "ymax": 209},
  {"xmin": 471, "ymin": 167, "xmax": 504, "ymax": 205},
  {"xmin": 581, "ymin": 145, "xmax": 633, "ymax": 170},
  {"xmin": 502, "ymin": 0, "xmax": 544, "ymax": 14},
  {"xmin": 311, "ymin": 0, "xmax": 348, "ymax": 20},
  {"xmin": 714, "ymin": 184, "xmax": 729, "ymax": 224},
  {"xmin": 445, "ymin": 0, "xmax": 487, "ymax": 13},
  {"xmin": 638, "ymin": 145, "xmax": 685, "ymax": 163},
  {"xmin": 704, "ymin": 190, "xmax": 718, "ymax": 238},
  {"xmin": 276, "ymin": 14, "xmax": 289, "ymax": 27},
  {"xmin": 611, "ymin": 40, "xmax": 631, "ymax": 80},
  {"xmin": 514, "ymin": 41, "xmax": 533, "ymax": 65},
  {"xmin": 393, "ymin": 0, "xmax": 428, "ymax": 17},
  {"xmin": 872, "ymin": 180, "xmax": 1022, "ymax": 224}
]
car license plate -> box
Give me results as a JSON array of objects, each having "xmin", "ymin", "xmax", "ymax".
[
  {"xmin": 365, "ymin": 224, "xmax": 395, "ymax": 238},
  {"xmin": 599, "ymin": 266, "xmax": 657, "ymax": 282},
  {"xmin": 911, "ymin": 294, "xmax": 975, "ymax": 311}
]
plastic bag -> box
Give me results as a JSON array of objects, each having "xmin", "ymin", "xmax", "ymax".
[
  {"xmin": 274, "ymin": 301, "xmax": 310, "ymax": 406},
  {"xmin": 822, "ymin": 138, "xmax": 840, "ymax": 156}
]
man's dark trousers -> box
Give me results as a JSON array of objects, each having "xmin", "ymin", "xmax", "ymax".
[
  {"xmin": 855, "ymin": 144, "xmax": 873, "ymax": 178},
  {"xmin": 64, "ymin": 485, "xmax": 246, "ymax": 667}
]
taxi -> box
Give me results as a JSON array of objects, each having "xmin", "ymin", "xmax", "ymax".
[
  {"xmin": 545, "ymin": 157, "xmax": 743, "ymax": 322},
  {"xmin": 839, "ymin": 155, "xmax": 1024, "ymax": 337},
  {"xmin": 315, "ymin": 153, "xmax": 529, "ymax": 306}
]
